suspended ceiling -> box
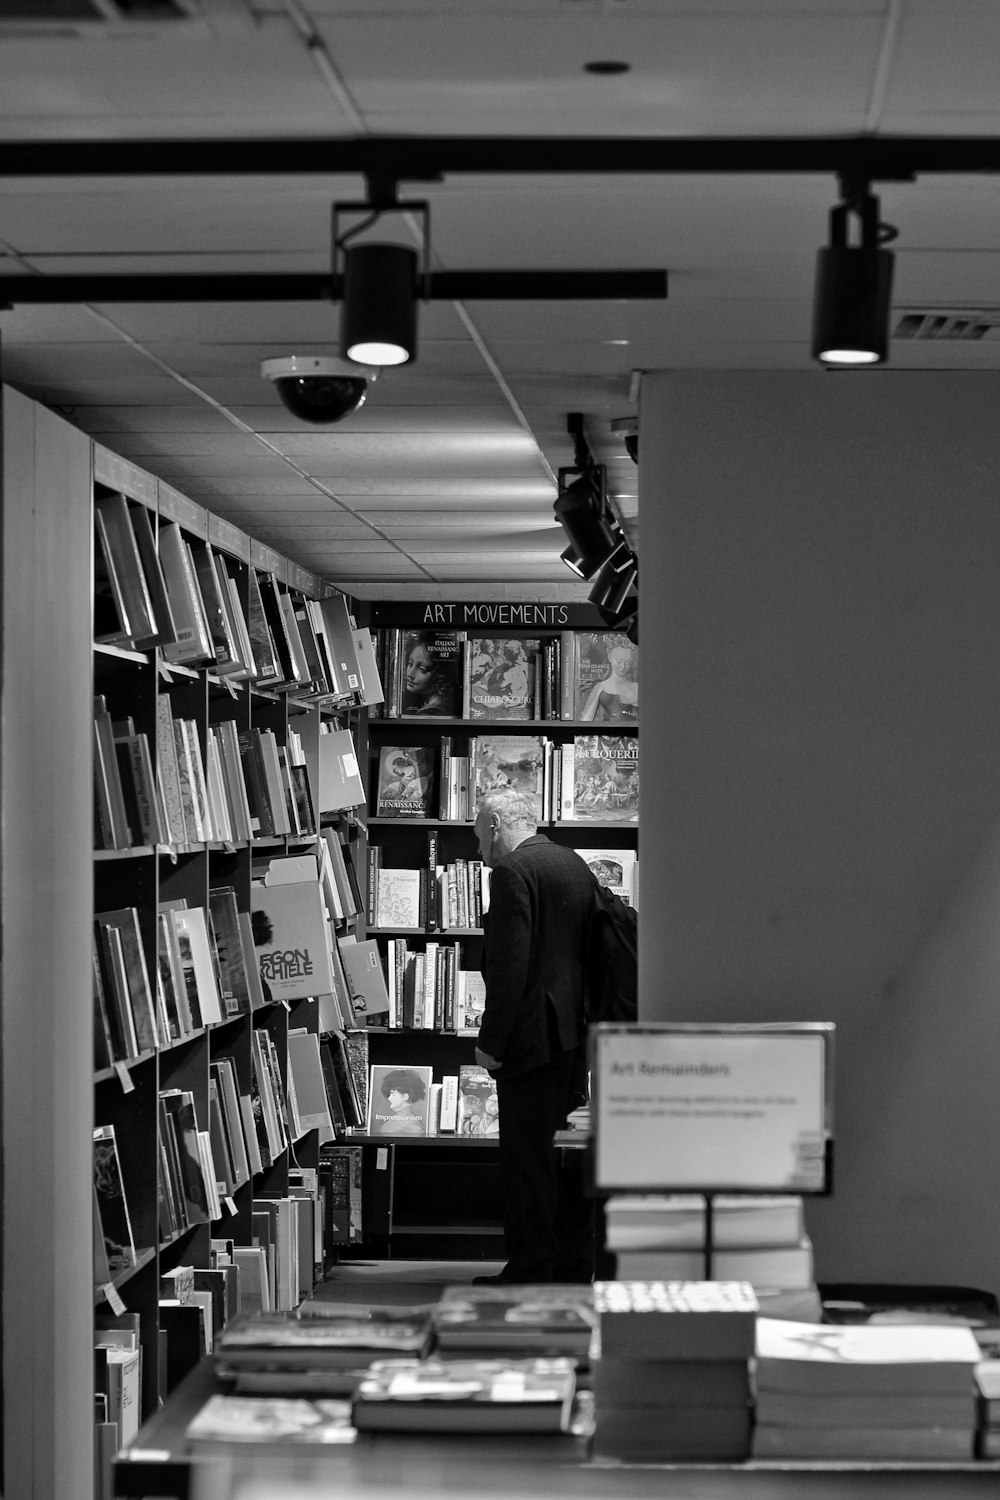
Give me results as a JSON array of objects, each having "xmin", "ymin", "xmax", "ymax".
[{"xmin": 2, "ymin": 0, "xmax": 1000, "ymax": 600}]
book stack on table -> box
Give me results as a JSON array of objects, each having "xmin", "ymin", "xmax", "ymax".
[
  {"xmin": 432, "ymin": 1283, "xmax": 596, "ymax": 1365},
  {"xmin": 351, "ymin": 1355, "xmax": 579, "ymax": 1434},
  {"xmin": 751, "ymin": 1318, "xmax": 983, "ymax": 1460},
  {"xmin": 604, "ymin": 1193, "xmax": 822, "ymax": 1323},
  {"xmin": 975, "ymin": 1360, "xmax": 1000, "ymax": 1457},
  {"xmin": 590, "ymin": 1280, "xmax": 758, "ymax": 1462},
  {"xmin": 212, "ymin": 1304, "xmax": 434, "ymax": 1397}
]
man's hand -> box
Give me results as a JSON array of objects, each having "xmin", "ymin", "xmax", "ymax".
[{"xmin": 475, "ymin": 1046, "xmax": 502, "ymax": 1072}]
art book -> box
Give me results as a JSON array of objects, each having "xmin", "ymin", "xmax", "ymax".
[
  {"xmin": 375, "ymin": 744, "xmax": 435, "ymax": 818},
  {"xmin": 574, "ymin": 631, "xmax": 638, "ymax": 723},
  {"xmin": 575, "ymin": 848, "xmax": 638, "ymax": 907},
  {"xmin": 465, "ymin": 637, "xmax": 539, "ymax": 720},
  {"xmin": 366, "ymin": 1063, "xmax": 434, "ymax": 1137},
  {"xmin": 185, "ymin": 1393, "xmax": 356, "ymax": 1444},
  {"xmin": 563, "ymin": 734, "xmax": 638, "ymax": 823},
  {"xmin": 351, "ymin": 1356, "xmax": 577, "ymax": 1433},
  {"xmin": 471, "ymin": 733, "xmax": 546, "ymax": 816},
  {"xmin": 392, "ymin": 627, "xmax": 464, "ymax": 717},
  {"xmin": 754, "ymin": 1318, "xmax": 983, "ymax": 1395},
  {"xmin": 457, "ymin": 1063, "xmax": 499, "ymax": 1137},
  {"xmin": 374, "ymin": 867, "xmax": 424, "ymax": 928},
  {"xmin": 434, "ymin": 1284, "xmax": 595, "ymax": 1357}
]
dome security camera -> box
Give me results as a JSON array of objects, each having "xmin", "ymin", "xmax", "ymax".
[
  {"xmin": 260, "ymin": 355, "xmax": 379, "ymax": 424},
  {"xmin": 611, "ymin": 415, "xmax": 639, "ymax": 464}
]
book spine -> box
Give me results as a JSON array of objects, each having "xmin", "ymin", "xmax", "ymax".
[
  {"xmin": 560, "ymin": 632, "xmax": 576, "ymax": 719},
  {"xmin": 426, "ymin": 828, "xmax": 439, "ymax": 932},
  {"xmin": 367, "ymin": 843, "xmax": 381, "ymax": 926}
]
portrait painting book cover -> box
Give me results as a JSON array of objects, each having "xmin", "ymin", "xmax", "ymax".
[
  {"xmin": 366, "ymin": 1063, "xmax": 433, "ymax": 1137},
  {"xmin": 575, "ymin": 632, "xmax": 638, "ymax": 723}
]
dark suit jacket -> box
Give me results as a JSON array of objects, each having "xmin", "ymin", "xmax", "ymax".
[{"xmin": 477, "ymin": 834, "xmax": 597, "ymax": 1078}]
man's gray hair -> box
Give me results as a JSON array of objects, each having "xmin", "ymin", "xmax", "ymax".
[{"xmin": 478, "ymin": 788, "xmax": 539, "ymax": 833}]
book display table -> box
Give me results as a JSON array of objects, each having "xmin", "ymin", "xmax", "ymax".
[{"xmin": 114, "ymin": 1355, "xmax": 1000, "ymax": 1500}]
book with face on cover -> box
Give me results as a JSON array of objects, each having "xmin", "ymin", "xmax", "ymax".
[
  {"xmin": 366, "ymin": 1063, "xmax": 433, "ymax": 1137},
  {"xmin": 574, "ymin": 631, "xmax": 638, "ymax": 723},
  {"xmin": 390, "ymin": 627, "xmax": 464, "ymax": 717},
  {"xmin": 375, "ymin": 744, "xmax": 435, "ymax": 819},
  {"xmin": 465, "ymin": 637, "xmax": 539, "ymax": 720}
]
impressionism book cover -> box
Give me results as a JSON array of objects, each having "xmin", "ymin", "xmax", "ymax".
[
  {"xmin": 575, "ymin": 632, "xmax": 638, "ymax": 723},
  {"xmin": 466, "ymin": 637, "xmax": 538, "ymax": 720},
  {"xmin": 366, "ymin": 1063, "xmax": 434, "ymax": 1137},
  {"xmin": 568, "ymin": 734, "xmax": 639, "ymax": 823},
  {"xmin": 375, "ymin": 745, "xmax": 435, "ymax": 819}
]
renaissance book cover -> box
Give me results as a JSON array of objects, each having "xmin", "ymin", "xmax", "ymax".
[
  {"xmin": 471, "ymin": 733, "xmax": 546, "ymax": 817},
  {"xmin": 465, "ymin": 637, "xmax": 539, "ymax": 720},
  {"xmin": 562, "ymin": 735, "xmax": 638, "ymax": 823},
  {"xmin": 375, "ymin": 745, "xmax": 435, "ymax": 818},
  {"xmin": 574, "ymin": 631, "xmax": 638, "ymax": 723}
]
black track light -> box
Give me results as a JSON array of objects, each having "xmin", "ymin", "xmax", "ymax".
[
  {"xmin": 812, "ymin": 185, "xmax": 895, "ymax": 367},
  {"xmin": 560, "ymin": 543, "xmax": 586, "ymax": 577},
  {"xmin": 553, "ymin": 467, "xmax": 619, "ymax": 581},
  {"xmin": 341, "ymin": 242, "xmax": 419, "ymax": 366},
  {"xmin": 589, "ymin": 543, "xmax": 638, "ymax": 615}
]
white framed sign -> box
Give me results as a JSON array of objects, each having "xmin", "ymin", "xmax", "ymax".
[{"xmin": 590, "ymin": 1022, "xmax": 834, "ymax": 1194}]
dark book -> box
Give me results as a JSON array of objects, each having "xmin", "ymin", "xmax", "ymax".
[
  {"xmin": 208, "ymin": 886, "xmax": 254, "ymax": 1020},
  {"xmin": 318, "ymin": 1042, "xmax": 350, "ymax": 1138},
  {"xmin": 434, "ymin": 1284, "xmax": 594, "ymax": 1359},
  {"xmin": 374, "ymin": 744, "xmax": 435, "ymax": 818},
  {"xmin": 593, "ymin": 1403, "xmax": 752, "ymax": 1462},
  {"xmin": 159, "ymin": 1089, "xmax": 211, "ymax": 1226},
  {"xmin": 94, "ymin": 492, "xmax": 160, "ymax": 647},
  {"xmin": 94, "ymin": 907, "xmax": 159, "ymax": 1054},
  {"xmin": 352, "ymin": 1356, "xmax": 576, "ymax": 1433},
  {"xmin": 592, "ymin": 1355, "xmax": 751, "ymax": 1408},
  {"xmin": 192, "ymin": 542, "xmax": 242, "ymax": 672},
  {"xmin": 391, "ymin": 627, "xmax": 463, "ymax": 717},
  {"xmin": 245, "ymin": 567, "xmax": 283, "ymax": 685},
  {"xmin": 465, "ymin": 636, "xmax": 539, "ymax": 720},
  {"xmin": 93, "ymin": 1124, "xmax": 137, "ymax": 1273}
]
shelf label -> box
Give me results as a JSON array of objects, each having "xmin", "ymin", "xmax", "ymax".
[
  {"xmin": 114, "ymin": 1061, "xmax": 135, "ymax": 1094},
  {"xmin": 376, "ymin": 1148, "xmax": 389, "ymax": 1171},
  {"xmin": 225, "ymin": 1196, "xmax": 238, "ymax": 1216},
  {"xmin": 101, "ymin": 1282, "xmax": 127, "ymax": 1315}
]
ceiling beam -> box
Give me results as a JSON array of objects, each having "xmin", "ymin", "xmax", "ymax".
[
  {"xmin": 1, "ymin": 135, "xmax": 1000, "ymax": 181},
  {"xmin": 0, "ymin": 270, "xmax": 667, "ymax": 305}
]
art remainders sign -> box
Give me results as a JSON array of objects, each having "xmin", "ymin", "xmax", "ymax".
[{"xmin": 591, "ymin": 1023, "xmax": 833, "ymax": 1194}]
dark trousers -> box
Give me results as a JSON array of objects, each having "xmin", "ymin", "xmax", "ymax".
[{"xmin": 495, "ymin": 1044, "xmax": 594, "ymax": 1281}]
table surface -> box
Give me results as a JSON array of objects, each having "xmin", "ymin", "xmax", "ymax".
[{"xmin": 114, "ymin": 1356, "xmax": 1000, "ymax": 1500}]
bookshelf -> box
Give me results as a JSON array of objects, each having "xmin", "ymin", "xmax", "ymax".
[{"xmin": 349, "ymin": 609, "xmax": 640, "ymax": 1258}]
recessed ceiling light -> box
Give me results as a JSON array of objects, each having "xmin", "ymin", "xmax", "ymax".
[{"xmin": 584, "ymin": 60, "xmax": 631, "ymax": 76}]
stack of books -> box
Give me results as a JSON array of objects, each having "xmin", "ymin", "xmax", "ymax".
[
  {"xmin": 590, "ymin": 1280, "xmax": 758, "ymax": 1461},
  {"xmin": 752, "ymin": 1318, "xmax": 982, "ymax": 1459},
  {"xmin": 976, "ymin": 1360, "xmax": 1000, "ymax": 1457},
  {"xmin": 432, "ymin": 1283, "xmax": 596, "ymax": 1363},
  {"xmin": 213, "ymin": 1305, "xmax": 434, "ymax": 1396},
  {"xmin": 605, "ymin": 1193, "xmax": 822, "ymax": 1322}
]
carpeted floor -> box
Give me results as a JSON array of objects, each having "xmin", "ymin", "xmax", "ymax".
[{"xmin": 304, "ymin": 1258, "xmax": 505, "ymax": 1307}]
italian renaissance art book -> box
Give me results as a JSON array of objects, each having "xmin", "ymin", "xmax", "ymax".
[
  {"xmin": 375, "ymin": 745, "xmax": 435, "ymax": 819},
  {"xmin": 389, "ymin": 627, "xmax": 464, "ymax": 717},
  {"xmin": 465, "ymin": 637, "xmax": 539, "ymax": 720},
  {"xmin": 366, "ymin": 1063, "xmax": 434, "ymax": 1137},
  {"xmin": 574, "ymin": 632, "xmax": 638, "ymax": 723}
]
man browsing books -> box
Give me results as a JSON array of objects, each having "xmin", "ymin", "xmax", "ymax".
[{"xmin": 472, "ymin": 789, "xmax": 598, "ymax": 1284}]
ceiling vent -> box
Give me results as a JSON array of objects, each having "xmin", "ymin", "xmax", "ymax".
[
  {"xmin": 0, "ymin": 0, "xmax": 249, "ymax": 32},
  {"xmin": 894, "ymin": 310, "xmax": 1000, "ymax": 342}
]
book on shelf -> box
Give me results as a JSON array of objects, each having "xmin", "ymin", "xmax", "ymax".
[
  {"xmin": 244, "ymin": 567, "xmax": 283, "ymax": 687},
  {"xmin": 207, "ymin": 885, "xmax": 255, "ymax": 1020},
  {"xmin": 455, "ymin": 969, "xmax": 487, "ymax": 1035},
  {"xmin": 166, "ymin": 903, "xmax": 226, "ymax": 1025},
  {"xmin": 93, "ymin": 492, "xmax": 163, "ymax": 650},
  {"xmin": 308, "ymin": 725, "xmax": 365, "ymax": 815},
  {"xmin": 112, "ymin": 716, "xmax": 167, "ymax": 848},
  {"xmin": 593, "ymin": 1280, "xmax": 759, "ymax": 1360},
  {"xmin": 93, "ymin": 1124, "xmax": 137, "ymax": 1275},
  {"xmin": 319, "ymin": 825, "xmax": 359, "ymax": 921},
  {"xmin": 374, "ymin": 866, "xmax": 424, "ymax": 928},
  {"xmin": 214, "ymin": 553, "xmax": 257, "ymax": 681},
  {"xmin": 210, "ymin": 1058, "xmax": 252, "ymax": 1190},
  {"xmin": 251, "ymin": 871, "xmax": 337, "ymax": 1004},
  {"xmin": 317, "ymin": 592, "xmax": 366, "ymax": 704},
  {"xmin": 352, "ymin": 625, "xmax": 385, "ymax": 708},
  {"xmin": 278, "ymin": 590, "xmax": 314, "ymax": 688},
  {"xmin": 574, "ymin": 848, "xmax": 638, "ymax": 908},
  {"xmin": 433, "ymin": 1284, "xmax": 595, "ymax": 1359},
  {"xmin": 93, "ymin": 696, "xmax": 133, "ymax": 850},
  {"xmin": 559, "ymin": 733, "xmax": 638, "ymax": 823},
  {"xmin": 604, "ymin": 1193, "xmax": 805, "ymax": 1251},
  {"xmin": 157, "ymin": 520, "xmax": 215, "ymax": 666},
  {"xmin": 94, "ymin": 505, "xmax": 137, "ymax": 647},
  {"xmin": 366, "ymin": 1062, "xmax": 434, "ymax": 1136},
  {"xmin": 374, "ymin": 743, "xmax": 436, "ymax": 818},
  {"xmin": 439, "ymin": 1073, "xmax": 459, "ymax": 1132},
  {"xmin": 322, "ymin": 1036, "xmax": 365, "ymax": 1130},
  {"xmin": 351, "ymin": 1356, "xmax": 577, "ymax": 1433},
  {"xmin": 256, "ymin": 571, "xmax": 301, "ymax": 688},
  {"xmin": 457, "ymin": 1063, "xmax": 500, "ymax": 1137},
  {"xmin": 159, "ymin": 1088, "xmax": 214, "ymax": 1228},
  {"xmin": 472, "ymin": 733, "xmax": 547, "ymax": 818},
  {"xmin": 191, "ymin": 542, "xmax": 243, "ymax": 674},
  {"xmin": 185, "ymin": 1392, "xmax": 356, "ymax": 1445},
  {"xmin": 287, "ymin": 1030, "xmax": 336, "ymax": 1145},
  {"xmin": 465, "ymin": 636, "xmax": 539, "ymax": 720},
  {"xmin": 153, "ymin": 694, "xmax": 188, "ymax": 846},
  {"xmin": 172, "ymin": 715, "xmax": 212, "ymax": 842},
  {"xmin": 94, "ymin": 906, "xmax": 161, "ymax": 1054},
  {"xmin": 753, "ymin": 1317, "xmax": 983, "ymax": 1395},
  {"xmin": 572, "ymin": 630, "xmax": 638, "ymax": 723},
  {"xmin": 382, "ymin": 626, "xmax": 464, "ymax": 717},
  {"xmin": 94, "ymin": 1342, "xmax": 142, "ymax": 1449},
  {"xmin": 336, "ymin": 937, "xmax": 391, "ymax": 1021}
]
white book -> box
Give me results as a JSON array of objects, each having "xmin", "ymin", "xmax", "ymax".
[{"xmin": 439, "ymin": 1074, "xmax": 459, "ymax": 1133}]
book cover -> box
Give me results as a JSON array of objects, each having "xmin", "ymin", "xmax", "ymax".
[
  {"xmin": 337, "ymin": 938, "xmax": 391, "ymax": 1021},
  {"xmin": 393, "ymin": 627, "xmax": 463, "ymax": 717},
  {"xmin": 317, "ymin": 592, "xmax": 365, "ymax": 703},
  {"xmin": 593, "ymin": 1280, "xmax": 759, "ymax": 1360},
  {"xmin": 252, "ymin": 878, "xmax": 336, "ymax": 1003},
  {"xmin": 374, "ymin": 867, "xmax": 424, "ymax": 928},
  {"xmin": 471, "ymin": 733, "xmax": 546, "ymax": 817},
  {"xmin": 754, "ymin": 1318, "xmax": 984, "ymax": 1395},
  {"xmin": 185, "ymin": 1393, "xmax": 356, "ymax": 1444},
  {"xmin": 374, "ymin": 745, "xmax": 435, "ymax": 819},
  {"xmin": 434, "ymin": 1284, "xmax": 595, "ymax": 1356},
  {"xmin": 567, "ymin": 734, "xmax": 638, "ymax": 823},
  {"xmin": 170, "ymin": 905, "xmax": 225, "ymax": 1026},
  {"xmin": 366, "ymin": 1063, "xmax": 433, "ymax": 1137},
  {"xmin": 455, "ymin": 970, "xmax": 487, "ymax": 1035},
  {"xmin": 352, "ymin": 1356, "xmax": 576, "ymax": 1433},
  {"xmin": 575, "ymin": 848, "xmax": 638, "ymax": 906},
  {"xmin": 157, "ymin": 521, "xmax": 215, "ymax": 666},
  {"xmin": 575, "ymin": 631, "xmax": 638, "ymax": 723},
  {"xmin": 457, "ymin": 1063, "xmax": 500, "ymax": 1137},
  {"xmin": 466, "ymin": 637, "xmax": 538, "ymax": 720},
  {"xmin": 245, "ymin": 567, "xmax": 283, "ymax": 685},
  {"xmin": 207, "ymin": 885, "xmax": 254, "ymax": 1020},
  {"xmin": 93, "ymin": 492, "xmax": 160, "ymax": 648},
  {"xmin": 93, "ymin": 1124, "xmax": 137, "ymax": 1273},
  {"xmin": 310, "ymin": 726, "xmax": 365, "ymax": 815}
]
